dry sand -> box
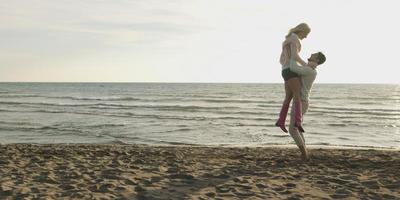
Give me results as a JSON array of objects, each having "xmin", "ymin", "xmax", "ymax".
[{"xmin": 0, "ymin": 144, "xmax": 399, "ymax": 200}]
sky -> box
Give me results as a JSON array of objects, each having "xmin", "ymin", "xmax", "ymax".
[{"xmin": 0, "ymin": 0, "xmax": 399, "ymax": 83}]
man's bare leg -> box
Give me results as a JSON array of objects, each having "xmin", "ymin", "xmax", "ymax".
[
  {"xmin": 289, "ymin": 100, "xmax": 310, "ymax": 160},
  {"xmin": 299, "ymin": 144, "xmax": 309, "ymax": 161},
  {"xmin": 288, "ymin": 125, "xmax": 308, "ymax": 160}
]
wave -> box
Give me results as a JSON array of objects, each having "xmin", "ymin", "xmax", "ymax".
[
  {"xmin": 0, "ymin": 122, "xmax": 126, "ymax": 133},
  {"xmin": 200, "ymin": 99, "xmax": 271, "ymax": 104},
  {"xmin": 1, "ymin": 94, "xmax": 181, "ymax": 102},
  {"xmin": 208, "ymin": 116, "xmax": 270, "ymax": 121},
  {"xmin": 337, "ymin": 137, "xmax": 351, "ymax": 141},
  {"xmin": 234, "ymin": 123, "xmax": 272, "ymax": 127},
  {"xmin": 104, "ymin": 136, "xmax": 196, "ymax": 146},
  {"xmin": 35, "ymin": 109, "xmax": 66, "ymax": 113},
  {"xmin": 110, "ymin": 113, "xmax": 208, "ymax": 121},
  {"xmin": 311, "ymin": 107, "xmax": 399, "ymax": 117},
  {"xmin": 314, "ymin": 112, "xmax": 400, "ymax": 120},
  {"xmin": 359, "ymin": 102, "xmax": 383, "ymax": 105},
  {"xmin": 107, "ymin": 112, "xmax": 273, "ymax": 122},
  {"xmin": 307, "ymin": 143, "xmax": 398, "ymax": 149},
  {"xmin": 257, "ymin": 103, "xmax": 282, "ymax": 108},
  {"xmin": 0, "ymin": 101, "xmax": 242, "ymax": 111},
  {"xmin": 118, "ymin": 93, "xmax": 231, "ymax": 99},
  {"xmin": 326, "ymin": 123, "xmax": 347, "ymax": 127},
  {"xmin": 145, "ymin": 94, "xmax": 231, "ymax": 99},
  {"xmin": 325, "ymin": 123, "xmax": 370, "ymax": 127},
  {"xmin": 311, "ymin": 96, "xmax": 332, "ymax": 100},
  {"xmin": 104, "ymin": 135, "xmax": 195, "ymax": 146},
  {"xmin": 213, "ymin": 110, "xmax": 268, "ymax": 115},
  {"xmin": 84, "ymin": 123, "xmax": 126, "ymax": 128},
  {"xmin": 3, "ymin": 107, "xmax": 277, "ymax": 124},
  {"xmin": 0, "ymin": 94, "xmax": 43, "ymax": 98},
  {"xmin": 269, "ymin": 134, "xmax": 290, "ymax": 138},
  {"xmin": 49, "ymin": 96, "xmax": 144, "ymax": 101},
  {"xmin": 0, "ymin": 108, "xmax": 20, "ymax": 112},
  {"xmin": 346, "ymin": 96, "xmax": 400, "ymax": 101},
  {"xmin": 0, "ymin": 126, "xmax": 62, "ymax": 132},
  {"xmin": 0, "ymin": 121, "xmax": 40, "ymax": 126},
  {"xmin": 50, "ymin": 95, "xmax": 274, "ymax": 104},
  {"xmin": 1, "ymin": 103, "xmax": 397, "ymax": 126},
  {"xmin": 153, "ymin": 128, "xmax": 193, "ymax": 134},
  {"xmin": 140, "ymin": 104, "xmax": 241, "ymax": 111},
  {"xmin": 0, "ymin": 101, "xmax": 95, "ymax": 107},
  {"xmin": 311, "ymin": 105, "xmax": 399, "ymax": 113}
]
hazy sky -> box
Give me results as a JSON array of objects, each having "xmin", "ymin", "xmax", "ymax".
[{"xmin": 1, "ymin": 0, "xmax": 399, "ymax": 83}]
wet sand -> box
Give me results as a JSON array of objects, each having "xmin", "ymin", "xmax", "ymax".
[{"xmin": 0, "ymin": 144, "xmax": 399, "ymax": 199}]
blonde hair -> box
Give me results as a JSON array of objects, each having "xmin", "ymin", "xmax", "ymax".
[{"xmin": 285, "ymin": 23, "xmax": 311, "ymax": 38}]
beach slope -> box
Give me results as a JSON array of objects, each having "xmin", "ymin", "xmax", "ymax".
[{"xmin": 0, "ymin": 144, "xmax": 399, "ymax": 199}]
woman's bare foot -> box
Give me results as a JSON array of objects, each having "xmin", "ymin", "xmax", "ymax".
[{"xmin": 275, "ymin": 122, "xmax": 288, "ymax": 133}]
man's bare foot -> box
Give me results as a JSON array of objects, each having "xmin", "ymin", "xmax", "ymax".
[{"xmin": 301, "ymin": 151, "xmax": 310, "ymax": 161}]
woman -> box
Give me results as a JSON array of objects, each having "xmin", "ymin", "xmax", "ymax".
[{"xmin": 275, "ymin": 23, "xmax": 310, "ymax": 133}]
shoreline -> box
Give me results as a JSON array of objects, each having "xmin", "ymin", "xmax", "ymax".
[
  {"xmin": 2, "ymin": 142, "xmax": 399, "ymax": 151},
  {"xmin": 1, "ymin": 144, "xmax": 399, "ymax": 199}
]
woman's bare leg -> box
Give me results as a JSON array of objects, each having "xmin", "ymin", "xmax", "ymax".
[
  {"xmin": 287, "ymin": 77, "xmax": 305, "ymax": 132},
  {"xmin": 275, "ymin": 82, "xmax": 293, "ymax": 133},
  {"xmin": 283, "ymin": 81, "xmax": 293, "ymax": 105}
]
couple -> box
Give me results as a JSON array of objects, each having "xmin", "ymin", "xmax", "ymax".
[{"xmin": 275, "ymin": 23, "xmax": 326, "ymax": 160}]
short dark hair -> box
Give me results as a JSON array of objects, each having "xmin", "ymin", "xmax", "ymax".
[{"xmin": 317, "ymin": 52, "xmax": 326, "ymax": 65}]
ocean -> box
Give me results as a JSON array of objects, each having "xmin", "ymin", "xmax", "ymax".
[{"xmin": 0, "ymin": 83, "xmax": 399, "ymax": 148}]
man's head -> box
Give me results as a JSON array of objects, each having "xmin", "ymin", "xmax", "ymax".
[{"xmin": 308, "ymin": 52, "xmax": 326, "ymax": 65}]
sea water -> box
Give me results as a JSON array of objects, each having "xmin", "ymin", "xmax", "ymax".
[{"xmin": 0, "ymin": 83, "xmax": 399, "ymax": 148}]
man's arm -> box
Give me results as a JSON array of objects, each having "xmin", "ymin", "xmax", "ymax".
[{"xmin": 289, "ymin": 61, "xmax": 315, "ymax": 76}]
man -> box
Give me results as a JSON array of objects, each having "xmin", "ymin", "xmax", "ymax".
[{"xmin": 289, "ymin": 52, "xmax": 326, "ymax": 160}]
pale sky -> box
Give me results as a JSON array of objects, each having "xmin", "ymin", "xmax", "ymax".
[{"xmin": 1, "ymin": 0, "xmax": 399, "ymax": 83}]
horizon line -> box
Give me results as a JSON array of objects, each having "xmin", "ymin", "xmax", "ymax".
[{"xmin": 0, "ymin": 81, "xmax": 398, "ymax": 85}]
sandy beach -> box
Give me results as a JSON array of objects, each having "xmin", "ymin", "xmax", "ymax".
[{"xmin": 0, "ymin": 144, "xmax": 399, "ymax": 199}]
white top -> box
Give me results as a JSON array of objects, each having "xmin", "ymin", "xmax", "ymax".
[
  {"xmin": 280, "ymin": 33, "xmax": 301, "ymax": 69},
  {"xmin": 289, "ymin": 60, "xmax": 317, "ymax": 102}
]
